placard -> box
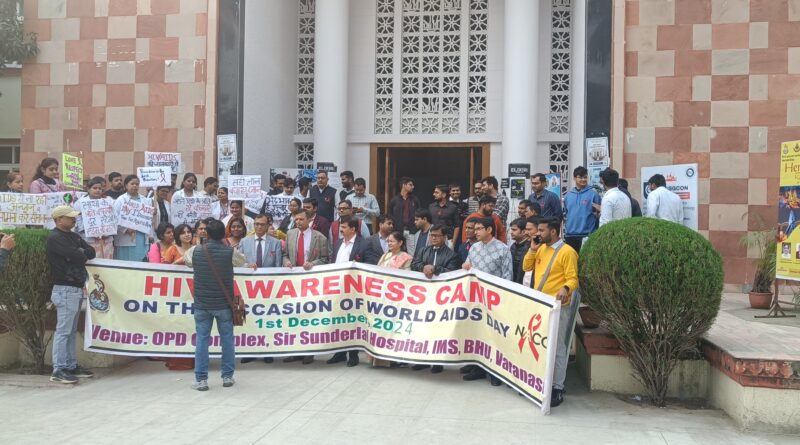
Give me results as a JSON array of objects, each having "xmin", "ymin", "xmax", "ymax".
[
  {"xmin": 217, "ymin": 134, "xmax": 237, "ymax": 164},
  {"xmin": 116, "ymin": 198, "xmax": 155, "ymax": 234},
  {"xmin": 144, "ymin": 152, "xmax": 182, "ymax": 175},
  {"xmin": 586, "ymin": 137, "xmax": 610, "ymax": 187},
  {"xmin": 244, "ymin": 190, "xmax": 269, "ymax": 217},
  {"xmin": 137, "ymin": 166, "xmax": 171, "ymax": 187},
  {"xmin": 62, "ymin": 153, "xmax": 84, "ymax": 190},
  {"xmin": 545, "ymin": 173, "xmax": 562, "ymax": 198},
  {"xmin": 641, "ymin": 163, "xmax": 698, "ymax": 231},
  {"xmin": 510, "ymin": 178, "xmax": 526, "ymax": 199},
  {"xmin": 316, "ymin": 162, "xmax": 337, "ymax": 173},
  {"xmin": 777, "ymin": 140, "xmax": 800, "ymax": 280},
  {"xmin": 79, "ymin": 197, "xmax": 117, "ymax": 238},
  {"xmin": 508, "ymin": 164, "xmax": 531, "ymax": 178},
  {"xmin": 0, "ymin": 193, "xmax": 49, "ymax": 226},
  {"xmin": 262, "ymin": 194, "xmax": 293, "ymax": 223},
  {"xmin": 44, "ymin": 192, "xmax": 79, "ymax": 229},
  {"xmin": 228, "ymin": 175, "xmax": 263, "ymax": 200},
  {"xmin": 170, "ymin": 195, "xmax": 213, "ymax": 226}
]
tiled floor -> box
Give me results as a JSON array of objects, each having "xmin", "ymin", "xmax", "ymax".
[{"xmin": 0, "ymin": 358, "xmax": 796, "ymax": 444}]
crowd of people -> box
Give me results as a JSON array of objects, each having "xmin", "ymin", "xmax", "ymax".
[{"xmin": 0, "ymin": 157, "xmax": 685, "ymax": 407}]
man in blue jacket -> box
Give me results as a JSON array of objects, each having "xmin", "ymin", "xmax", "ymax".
[{"xmin": 562, "ymin": 167, "xmax": 601, "ymax": 253}]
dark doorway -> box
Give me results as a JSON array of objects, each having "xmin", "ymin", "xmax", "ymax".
[{"xmin": 371, "ymin": 144, "xmax": 489, "ymax": 210}]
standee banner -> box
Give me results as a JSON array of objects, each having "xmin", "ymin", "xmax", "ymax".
[
  {"xmin": 641, "ymin": 163, "xmax": 698, "ymax": 230},
  {"xmin": 84, "ymin": 260, "xmax": 560, "ymax": 411},
  {"xmin": 777, "ymin": 139, "xmax": 800, "ymax": 280}
]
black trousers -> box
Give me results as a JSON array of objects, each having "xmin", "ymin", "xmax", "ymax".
[{"xmin": 563, "ymin": 236, "xmax": 584, "ymax": 253}]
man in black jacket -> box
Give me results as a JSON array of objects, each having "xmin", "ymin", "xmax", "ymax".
[
  {"xmin": 189, "ymin": 219, "xmax": 236, "ymax": 391},
  {"xmin": 618, "ymin": 179, "xmax": 643, "ymax": 217},
  {"xmin": 410, "ymin": 224, "xmax": 461, "ymax": 374},
  {"xmin": 508, "ymin": 218, "xmax": 531, "ymax": 284},
  {"xmin": 327, "ymin": 217, "xmax": 370, "ymax": 367},
  {"xmin": 46, "ymin": 206, "xmax": 96, "ymax": 384},
  {"xmin": 363, "ymin": 214, "xmax": 394, "ymax": 264},
  {"xmin": 310, "ymin": 171, "xmax": 337, "ymax": 222}
]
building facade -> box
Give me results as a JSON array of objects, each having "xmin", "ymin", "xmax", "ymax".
[{"xmin": 16, "ymin": 0, "xmax": 800, "ymax": 286}]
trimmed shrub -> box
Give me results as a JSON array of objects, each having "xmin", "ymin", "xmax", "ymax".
[
  {"xmin": 0, "ymin": 228, "xmax": 54, "ymax": 373},
  {"xmin": 578, "ymin": 218, "xmax": 723, "ymax": 406}
]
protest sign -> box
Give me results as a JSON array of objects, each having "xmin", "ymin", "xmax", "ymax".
[
  {"xmin": 217, "ymin": 134, "xmax": 237, "ymax": 164},
  {"xmin": 244, "ymin": 190, "xmax": 268, "ymax": 217},
  {"xmin": 144, "ymin": 152, "xmax": 182, "ymax": 175},
  {"xmin": 0, "ymin": 193, "xmax": 49, "ymax": 226},
  {"xmin": 777, "ymin": 140, "xmax": 800, "ymax": 280},
  {"xmin": 85, "ymin": 260, "xmax": 560, "ymax": 412},
  {"xmin": 170, "ymin": 195, "xmax": 213, "ymax": 226},
  {"xmin": 261, "ymin": 195, "xmax": 293, "ymax": 223},
  {"xmin": 641, "ymin": 163, "xmax": 698, "ymax": 230},
  {"xmin": 62, "ymin": 153, "xmax": 84, "ymax": 190},
  {"xmin": 116, "ymin": 198, "xmax": 155, "ymax": 234},
  {"xmin": 44, "ymin": 192, "xmax": 78, "ymax": 229},
  {"xmin": 228, "ymin": 175, "xmax": 263, "ymax": 200},
  {"xmin": 78, "ymin": 198, "xmax": 117, "ymax": 238},
  {"xmin": 137, "ymin": 167, "xmax": 171, "ymax": 187}
]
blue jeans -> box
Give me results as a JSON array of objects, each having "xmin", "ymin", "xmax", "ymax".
[
  {"xmin": 194, "ymin": 307, "xmax": 235, "ymax": 382},
  {"xmin": 51, "ymin": 285, "xmax": 83, "ymax": 371}
]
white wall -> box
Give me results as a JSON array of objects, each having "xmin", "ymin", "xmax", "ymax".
[{"xmin": 243, "ymin": 0, "xmax": 298, "ymax": 180}]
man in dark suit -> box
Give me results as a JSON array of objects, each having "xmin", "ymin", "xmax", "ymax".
[
  {"xmin": 363, "ymin": 214, "xmax": 394, "ymax": 265},
  {"xmin": 410, "ymin": 224, "xmax": 461, "ymax": 374},
  {"xmin": 303, "ymin": 197, "xmax": 331, "ymax": 240},
  {"xmin": 326, "ymin": 217, "xmax": 369, "ymax": 367},
  {"xmin": 282, "ymin": 209, "xmax": 329, "ymax": 364}
]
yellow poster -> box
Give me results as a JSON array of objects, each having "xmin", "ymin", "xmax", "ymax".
[
  {"xmin": 85, "ymin": 260, "xmax": 560, "ymax": 411},
  {"xmin": 777, "ymin": 140, "xmax": 800, "ymax": 279}
]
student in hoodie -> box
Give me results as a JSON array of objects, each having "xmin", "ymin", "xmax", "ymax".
[{"xmin": 562, "ymin": 166, "xmax": 601, "ymax": 253}]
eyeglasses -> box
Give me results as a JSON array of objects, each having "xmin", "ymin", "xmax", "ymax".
[{"xmin": 429, "ymin": 233, "xmax": 444, "ymax": 238}]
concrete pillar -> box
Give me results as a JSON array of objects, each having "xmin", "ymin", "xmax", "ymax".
[
  {"xmin": 313, "ymin": 0, "xmax": 350, "ymax": 169},
  {"xmin": 502, "ymin": 0, "xmax": 539, "ymax": 177},
  {"xmin": 569, "ymin": 0, "xmax": 587, "ymax": 185}
]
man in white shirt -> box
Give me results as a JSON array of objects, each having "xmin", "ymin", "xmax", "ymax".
[
  {"xmin": 598, "ymin": 168, "xmax": 632, "ymax": 226},
  {"xmin": 349, "ymin": 178, "xmax": 380, "ymax": 231},
  {"xmin": 645, "ymin": 174, "xmax": 684, "ymax": 224}
]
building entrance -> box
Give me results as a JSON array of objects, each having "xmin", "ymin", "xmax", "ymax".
[{"xmin": 370, "ymin": 144, "xmax": 489, "ymax": 210}]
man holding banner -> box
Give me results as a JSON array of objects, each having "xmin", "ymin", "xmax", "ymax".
[{"xmin": 523, "ymin": 217, "xmax": 579, "ymax": 408}]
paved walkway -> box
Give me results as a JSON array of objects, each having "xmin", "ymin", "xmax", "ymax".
[{"xmin": 0, "ymin": 359, "xmax": 795, "ymax": 444}]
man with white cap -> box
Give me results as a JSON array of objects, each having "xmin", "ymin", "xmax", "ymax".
[{"xmin": 46, "ymin": 205, "xmax": 96, "ymax": 384}]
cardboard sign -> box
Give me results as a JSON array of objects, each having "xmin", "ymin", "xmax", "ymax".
[
  {"xmin": 79, "ymin": 197, "xmax": 117, "ymax": 238},
  {"xmin": 171, "ymin": 195, "xmax": 213, "ymax": 226},
  {"xmin": 228, "ymin": 175, "xmax": 263, "ymax": 200},
  {"xmin": 0, "ymin": 193, "xmax": 49, "ymax": 226},
  {"xmin": 137, "ymin": 166, "xmax": 172, "ymax": 187},
  {"xmin": 144, "ymin": 152, "xmax": 182, "ymax": 175},
  {"xmin": 117, "ymin": 198, "xmax": 155, "ymax": 234},
  {"xmin": 62, "ymin": 153, "xmax": 84, "ymax": 190}
]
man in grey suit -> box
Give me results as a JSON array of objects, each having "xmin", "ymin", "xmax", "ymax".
[
  {"xmin": 281, "ymin": 209, "xmax": 329, "ymax": 364},
  {"xmin": 238, "ymin": 213, "xmax": 282, "ymax": 365},
  {"xmin": 326, "ymin": 217, "xmax": 370, "ymax": 367},
  {"xmin": 363, "ymin": 214, "xmax": 394, "ymax": 265},
  {"xmin": 241, "ymin": 214, "xmax": 282, "ymax": 268}
]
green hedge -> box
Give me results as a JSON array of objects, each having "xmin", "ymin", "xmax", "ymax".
[{"xmin": 578, "ymin": 218, "xmax": 723, "ymax": 405}]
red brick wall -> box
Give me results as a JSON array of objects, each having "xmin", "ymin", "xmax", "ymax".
[
  {"xmin": 620, "ymin": 0, "xmax": 800, "ymax": 285},
  {"xmin": 19, "ymin": 0, "xmax": 212, "ymax": 180}
]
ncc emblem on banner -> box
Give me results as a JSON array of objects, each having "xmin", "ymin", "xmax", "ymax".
[
  {"xmin": 89, "ymin": 274, "xmax": 110, "ymax": 313},
  {"xmin": 516, "ymin": 312, "xmax": 547, "ymax": 361}
]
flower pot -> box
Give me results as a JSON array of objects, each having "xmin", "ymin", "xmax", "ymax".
[
  {"xmin": 579, "ymin": 306, "xmax": 603, "ymax": 328},
  {"xmin": 748, "ymin": 291, "xmax": 773, "ymax": 310}
]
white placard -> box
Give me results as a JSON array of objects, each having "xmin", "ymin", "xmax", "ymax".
[
  {"xmin": 137, "ymin": 166, "xmax": 171, "ymax": 187},
  {"xmin": 117, "ymin": 198, "xmax": 156, "ymax": 234},
  {"xmin": 262, "ymin": 195, "xmax": 293, "ymax": 223},
  {"xmin": 244, "ymin": 190, "xmax": 268, "ymax": 216},
  {"xmin": 170, "ymin": 195, "xmax": 213, "ymax": 226},
  {"xmin": 79, "ymin": 197, "xmax": 117, "ymax": 238},
  {"xmin": 0, "ymin": 193, "xmax": 49, "ymax": 226},
  {"xmin": 217, "ymin": 134, "xmax": 237, "ymax": 164},
  {"xmin": 144, "ymin": 152, "xmax": 182, "ymax": 175},
  {"xmin": 641, "ymin": 163, "xmax": 698, "ymax": 231},
  {"xmin": 586, "ymin": 137, "xmax": 610, "ymax": 188},
  {"xmin": 228, "ymin": 175, "xmax": 263, "ymax": 200}
]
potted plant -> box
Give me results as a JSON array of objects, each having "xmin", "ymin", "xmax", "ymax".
[{"xmin": 740, "ymin": 230, "xmax": 776, "ymax": 309}]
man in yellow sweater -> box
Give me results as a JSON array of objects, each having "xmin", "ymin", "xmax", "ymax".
[{"xmin": 522, "ymin": 217, "xmax": 579, "ymax": 408}]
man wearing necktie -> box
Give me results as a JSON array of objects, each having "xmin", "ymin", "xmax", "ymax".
[
  {"xmin": 239, "ymin": 214, "xmax": 282, "ymax": 365},
  {"xmin": 281, "ymin": 209, "xmax": 330, "ymax": 365}
]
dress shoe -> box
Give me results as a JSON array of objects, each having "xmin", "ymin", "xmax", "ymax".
[
  {"xmin": 327, "ymin": 352, "xmax": 347, "ymax": 364},
  {"xmin": 263, "ymin": 357, "xmax": 274, "ymax": 363},
  {"xmin": 240, "ymin": 358, "xmax": 255, "ymax": 364},
  {"xmin": 283, "ymin": 356, "xmax": 302, "ymax": 363},
  {"xmin": 550, "ymin": 388, "xmax": 565, "ymax": 408},
  {"xmin": 346, "ymin": 353, "xmax": 359, "ymax": 367},
  {"xmin": 302, "ymin": 355, "xmax": 314, "ymax": 365},
  {"xmin": 431, "ymin": 365, "xmax": 443, "ymax": 374},
  {"xmin": 462, "ymin": 368, "xmax": 486, "ymax": 381},
  {"xmin": 459, "ymin": 365, "xmax": 476, "ymax": 374},
  {"xmin": 411, "ymin": 364, "xmax": 430, "ymax": 371},
  {"xmin": 490, "ymin": 376, "xmax": 502, "ymax": 386}
]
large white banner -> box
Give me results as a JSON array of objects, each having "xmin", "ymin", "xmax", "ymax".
[{"xmin": 641, "ymin": 163, "xmax": 698, "ymax": 230}]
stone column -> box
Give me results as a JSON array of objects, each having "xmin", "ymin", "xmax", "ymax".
[
  {"xmin": 569, "ymin": 0, "xmax": 587, "ymax": 179},
  {"xmin": 502, "ymin": 0, "xmax": 539, "ymax": 177},
  {"xmin": 313, "ymin": 0, "xmax": 350, "ymax": 169}
]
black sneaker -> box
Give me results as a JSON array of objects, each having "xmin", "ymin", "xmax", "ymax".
[
  {"xmin": 459, "ymin": 365, "xmax": 476, "ymax": 374},
  {"xmin": 550, "ymin": 388, "xmax": 565, "ymax": 408},
  {"xmin": 462, "ymin": 368, "xmax": 486, "ymax": 381},
  {"xmin": 67, "ymin": 366, "xmax": 94, "ymax": 378},
  {"xmin": 431, "ymin": 365, "xmax": 443, "ymax": 374},
  {"xmin": 411, "ymin": 364, "xmax": 430, "ymax": 371},
  {"xmin": 263, "ymin": 357, "xmax": 274, "ymax": 363},
  {"xmin": 240, "ymin": 358, "xmax": 255, "ymax": 364},
  {"xmin": 50, "ymin": 369, "xmax": 78, "ymax": 384},
  {"xmin": 490, "ymin": 376, "xmax": 502, "ymax": 386}
]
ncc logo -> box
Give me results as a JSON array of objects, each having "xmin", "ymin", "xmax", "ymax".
[{"xmin": 516, "ymin": 313, "xmax": 548, "ymax": 361}]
